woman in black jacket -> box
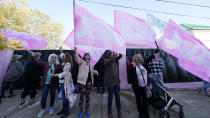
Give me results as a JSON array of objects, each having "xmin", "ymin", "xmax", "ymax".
[{"xmin": 128, "ymin": 54, "xmax": 150, "ymax": 118}]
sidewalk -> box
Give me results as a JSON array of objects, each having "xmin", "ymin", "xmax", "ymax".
[
  {"xmin": 0, "ymin": 89, "xmax": 210, "ymax": 118},
  {"xmin": 165, "ymin": 82, "xmax": 210, "ymax": 90}
]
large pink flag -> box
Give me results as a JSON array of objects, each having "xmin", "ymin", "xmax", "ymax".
[
  {"xmin": 161, "ymin": 20, "xmax": 210, "ymax": 82},
  {"xmin": 77, "ymin": 45, "xmax": 105, "ymax": 65},
  {"xmin": 115, "ymin": 10, "xmax": 157, "ymax": 48},
  {"xmin": 2, "ymin": 30, "xmax": 47, "ymax": 50},
  {"xmin": 74, "ymin": 5, "xmax": 126, "ymax": 54},
  {"xmin": 64, "ymin": 31, "xmax": 74, "ymax": 49},
  {"xmin": 64, "ymin": 31, "xmax": 105, "ymax": 65}
]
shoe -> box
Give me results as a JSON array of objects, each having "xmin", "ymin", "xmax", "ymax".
[
  {"xmin": 78, "ymin": 112, "xmax": 83, "ymax": 118},
  {"xmin": 49, "ymin": 107, "xmax": 55, "ymax": 115},
  {"xmin": 1, "ymin": 94, "xmax": 6, "ymax": 98},
  {"xmin": 86, "ymin": 109, "xmax": 91, "ymax": 118},
  {"xmin": 37, "ymin": 109, "xmax": 45, "ymax": 118},
  {"xmin": 205, "ymin": 93, "xmax": 210, "ymax": 97},
  {"xmin": 18, "ymin": 100, "xmax": 29, "ymax": 109},
  {"xmin": 57, "ymin": 109, "xmax": 64, "ymax": 115},
  {"xmin": 117, "ymin": 109, "xmax": 123, "ymax": 118},
  {"xmin": 60, "ymin": 111, "xmax": 70, "ymax": 118},
  {"xmin": 108, "ymin": 109, "xmax": 113, "ymax": 118},
  {"xmin": 28, "ymin": 101, "xmax": 40, "ymax": 109}
]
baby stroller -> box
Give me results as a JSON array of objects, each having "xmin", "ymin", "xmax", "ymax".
[{"xmin": 148, "ymin": 74, "xmax": 184, "ymax": 118}]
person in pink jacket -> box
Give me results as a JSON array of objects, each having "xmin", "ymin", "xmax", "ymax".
[{"xmin": 74, "ymin": 47, "xmax": 98, "ymax": 118}]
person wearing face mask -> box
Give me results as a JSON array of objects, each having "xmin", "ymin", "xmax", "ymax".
[
  {"xmin": 148, "ymin": 49, "xmax": 164, "ymax": 86},
  {"xmin": 74, "ymin": 47, "xmax": 98, "ymax": 118}
]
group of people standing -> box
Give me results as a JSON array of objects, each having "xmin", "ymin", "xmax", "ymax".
[
  {"xmin": 1, "ymin": 47, "xmax": 209, "ymax": 118},
  {"xmin": 0, "ymin": 47, "xmax": 124, "ymax": 118}
]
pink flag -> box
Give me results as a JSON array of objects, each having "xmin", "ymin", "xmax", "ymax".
[
  {"xmin": 77, "ymin": 45, "xmax": 105, "ymax": 65},
  {"xmin": 64, "ymin": 31, "xmax": 74, "ymax": 49},
  {"xmin": 64, "ymin": 31, "xmax": 105, "ymax": 65},
  {"xmin": 2, "ymin": 30, "xmax": 47, "ymax": 50},
  {"xmin": 161, "ymin": 20, "xmax": 210, "ymax": 82},
  {"xmin": 115, "ymin": 10, "xmax": 157, "ymax": 48},
  {"xmin": 74, "ymin": 5, "xmax": 125, "ymax": 54}
]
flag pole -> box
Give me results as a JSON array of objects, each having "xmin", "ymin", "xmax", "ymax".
[
  {"xmin": 73, "ymin": 0, "xmax": 75, "ymax": 49},
  {"xmin": 155, "ymin": 41, "xmax": 159, "ymax": 49}
]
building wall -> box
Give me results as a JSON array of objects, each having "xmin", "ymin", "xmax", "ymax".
[{"xmin": 191, "ymin": 29, "xmax": 210, "ymax": 49}]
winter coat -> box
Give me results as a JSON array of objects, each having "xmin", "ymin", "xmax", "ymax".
[{"xmin": 5, "ymin": 61, "xmax": 23, "ymax": 82}]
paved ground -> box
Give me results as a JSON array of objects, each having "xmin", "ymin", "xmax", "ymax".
[
  {"xmin": 0, "ymin": 88, "xmax": 210, "ymax": 118},
  {"xmin": 165, "ymin": 82, "xmax": 210, "ymax": 91}
]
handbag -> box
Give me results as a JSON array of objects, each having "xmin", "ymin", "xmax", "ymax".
[{"xmin": 138, "ymin": 66, "xmax": 152, "ymax": 99}]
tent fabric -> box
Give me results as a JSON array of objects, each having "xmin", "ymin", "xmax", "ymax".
[{"xmin": 0, "ymin": 50, "xmax": 14, "ymax": 93}]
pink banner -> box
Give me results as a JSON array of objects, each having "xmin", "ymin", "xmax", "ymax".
[
  {"xmin": 2, "ymin": 30, "xmax": 47, "ymax": 50},
  {"xmin": 77, "ymin": 45, "xmax": 105, "ymax": 65},
  {"xmin": 161, "ymin": 20, "xmax": 210, "ymax": 82},
  {"xmin": 115, "ymin": 10, "xmax": 156, "ymax": 48},
  {"xmin": 64, "ymin": 31, "xmax": 74, "ymax": 49},
  {"xmin": 0, "ymin": 50, "xmax": 14, "ymax": 93},
  {"xmin": 74, "ymin": 5, "xmax": 126, "ymax": 54},
  {"xmin": 64, "ymin": 31, "xmax": 105, "ymax": 65}
]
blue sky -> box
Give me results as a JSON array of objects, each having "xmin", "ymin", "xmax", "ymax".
[{"xmin": 27, "ymin": 0, "xmax": 210, "ymax": 39}]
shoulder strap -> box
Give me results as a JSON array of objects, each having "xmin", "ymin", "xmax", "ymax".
[{"xmin": 137, "ymin": 65, "xmax": 145, "ymax": 84}]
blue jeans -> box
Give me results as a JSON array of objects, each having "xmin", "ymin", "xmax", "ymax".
[
  {"xmin": 200, "ymin": 81, "xmax": 210, "ymax": 94},
  {"xmin": 41, "ymin": 85, "xmax": 56, "ymax": 109},
  {"xmin": 60, "ymin": 83, "xmax": 70, "ymax": 111},
  {"xmin": 107, "ymin": 85, "xmax": 121, "ymax": 110}
]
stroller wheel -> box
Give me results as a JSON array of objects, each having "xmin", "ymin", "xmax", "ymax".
[
  {"xmin": 159, "ymin": 109, "xmax": 170, "ymax": 118},
  {"xmin": 179, "ymin": 107, "xmax": 184, "ymax": 118}
]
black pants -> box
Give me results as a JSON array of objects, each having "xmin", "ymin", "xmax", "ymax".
[
  {"xmin": 1, "ymin": 81, "xmax": 14, "ymax": 95},
  {"xmin": 21, "ymin": 78, "xmax": 37, "ymax": 99},
  {"xmin": 133, "ymin": 87, "xmax": 150, "ymax": 118}
]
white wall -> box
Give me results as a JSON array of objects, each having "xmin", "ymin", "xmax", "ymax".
[{"xmin": 191, "ymin": 29, "xmax": 210, "ymax": 49}]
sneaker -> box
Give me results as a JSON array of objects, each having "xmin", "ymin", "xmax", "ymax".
[
  {"xmin": 108, "ymin": 110, "xmax": 113, "ymax": 118},
  {"xmin": 117, "ymin": 110, "xmax": 123, "ymax": 118},
  {"xmin": 60, "ymin": 111, "xmax": 70, "ymax": 118},
  {"xmin": 49, "ymin": 107, "xmax": 55, "ymax": 115},
  {"xmin": 78, "ymin": 112, "xmax": 83, "ymax": 118},
  {"xmin": 86, "ymin": 110, "xmax": 91, "ymax": 118},
  {"xmin": 57, "ymin": 109, "xmax": 64, "ymax": 115},
  {"xmin": 37, "ymin": 109, "xmax": 45, "ymax": 118},
  {"xmin": 18, "ymin": 101, "xmax": 29, "ymax": 109},
  {"xmin": 28, "ymin": 101, "xmax": 40, "ymax": 109}
]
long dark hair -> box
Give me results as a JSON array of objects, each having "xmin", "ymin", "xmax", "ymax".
[{"xmin": 83, "ymin": 53, "xmax": 90, "ymax": 61}]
